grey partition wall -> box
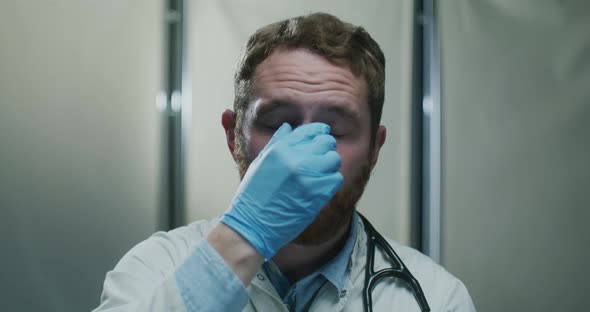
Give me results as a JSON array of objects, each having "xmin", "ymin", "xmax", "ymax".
[
  {"xmin": 439, "ymin": 1, "xmax": 590, "ymax": 310},
  {"xmin": 0, "ymin": 2, "xmax": 163, "ymax": 311}
]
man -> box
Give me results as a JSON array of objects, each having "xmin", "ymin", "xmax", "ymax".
[{"xmin": 93, "ymin": 13, "xmax": 475, "ymax": 311}]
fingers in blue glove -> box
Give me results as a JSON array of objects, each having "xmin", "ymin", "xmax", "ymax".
[
  {"xmin": 284, "ymin": 122, "xmax": 331, "ymax": 145},
  {"xmin": 292, "ymin": 134, "xmax": 336, "ymax": 155},
  {"xmin": 263, "ymin": 122, "xmax": 293, "ymax": 151},
  {"xmin": 299, "ymin": 150, "xmax": 342, "ymax": 174},
  {"xmin": 221, "ymin": 121, "xmax": 344, "ymax": 260}
]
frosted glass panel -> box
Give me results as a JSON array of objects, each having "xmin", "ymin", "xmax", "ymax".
[{"xmin": 0, "ymin": 2, "xmax": 162, "ymax": 311}]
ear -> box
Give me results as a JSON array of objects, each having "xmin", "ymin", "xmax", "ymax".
[
  {"xmin": 369, "ymin": 125, "xmax": 386, "ymax": 171},
  {"xmin": 221, "ymin": 109, "xmax": 238, "ymax": 161}
]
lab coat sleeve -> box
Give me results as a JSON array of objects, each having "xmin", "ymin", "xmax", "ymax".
[
  {"xmin": 92, "ymin": 231, "xmax": 248, "ymax": 312},
  {"xmin": 176, "ymin": 240, "xmax": 249, "ymax": 311},
  {"xmin": 443, "ymin": 277, "xmax": 477, "ymax": 312}
]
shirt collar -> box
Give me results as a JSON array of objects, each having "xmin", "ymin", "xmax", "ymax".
[
  {"xmin": 264, "ymin": 212, "xmax": 359, "ymax": 293},
  {"xmin": 319, "ymin": 212, "xmax": 358, "ymax": 291}
]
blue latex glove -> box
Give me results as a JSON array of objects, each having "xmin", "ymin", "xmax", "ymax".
[{"xmin": 220, "ymin": 122, "xmax": 344, "ymax": 259}]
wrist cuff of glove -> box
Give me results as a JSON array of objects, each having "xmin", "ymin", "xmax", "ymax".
[{"xmin": 219, "ymin": 214, "xmax": 274, "ymax": 260}]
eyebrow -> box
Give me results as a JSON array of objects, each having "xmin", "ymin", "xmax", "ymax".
[
  {"xmin": 314, "ymin": 104, "xmax": 360, "ymax": 122},
  {"xmin": 254, "ymin": 100, "xmax": 294, "ymax": 117}
]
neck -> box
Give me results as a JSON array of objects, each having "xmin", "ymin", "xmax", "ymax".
[{"xmin": 272, "ymin": 215, "xmax": 353, "ymax": 283}]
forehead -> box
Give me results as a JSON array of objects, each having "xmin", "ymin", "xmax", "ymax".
[{"xmin": 251, "ymin": 48, "xmax": 368, "ymax": 115}]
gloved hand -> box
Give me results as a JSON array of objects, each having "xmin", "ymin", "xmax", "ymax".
[{"xmin": 220, "ymin": 122, "xmax": 343, "ymax": 259}]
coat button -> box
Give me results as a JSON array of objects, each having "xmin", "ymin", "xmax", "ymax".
[
  {"xmin": 339, "ymin": 289, "xmax": 347, "ymax": 298},
  {"xmin": 256, "ymin": 274, "xmax": 265, "ymax": 281}
]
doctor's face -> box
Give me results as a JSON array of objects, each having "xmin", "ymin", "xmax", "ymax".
[{"xmin": 230, "ymin": 48, "xmax": 385, "ymax": 245}]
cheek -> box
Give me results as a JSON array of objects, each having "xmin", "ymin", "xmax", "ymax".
[
  {"xmin": 336, "ymin": 143, "xmax": 371, "ymax": 183},
  {"xmin": 246, "ymin": 133, "xmax": 272, "ymax": 162}
]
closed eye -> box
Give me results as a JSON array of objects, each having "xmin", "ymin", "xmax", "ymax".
[
  {"xmin": 257, "ymin": 122, "xmax": 292, "ymax": 134},
  {"xmin": 330, "ymin": 132, "xmax": 344, "ymax": 139}
]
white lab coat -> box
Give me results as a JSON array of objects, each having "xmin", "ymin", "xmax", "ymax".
[{"xmin": 94, "ymin": 217, "xmax": 476, "ymax": 311}]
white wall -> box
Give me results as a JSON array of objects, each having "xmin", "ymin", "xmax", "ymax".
[
  {"xmin": 185, "ymin": 0, "xmax": 415, "ymax": 243},
  {"xmin": 0, "ymin": 2, "xmax": 162, "ymax": 311}
]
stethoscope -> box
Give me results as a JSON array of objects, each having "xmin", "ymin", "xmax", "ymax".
[{"xmin": 357, "ymin": 213, "xmax": 431, "ymax": 312}]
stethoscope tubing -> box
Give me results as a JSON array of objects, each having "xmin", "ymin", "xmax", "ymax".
[{"xmin": 358, "ymin": 212, "xmax": 431, "ymax": 312}]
